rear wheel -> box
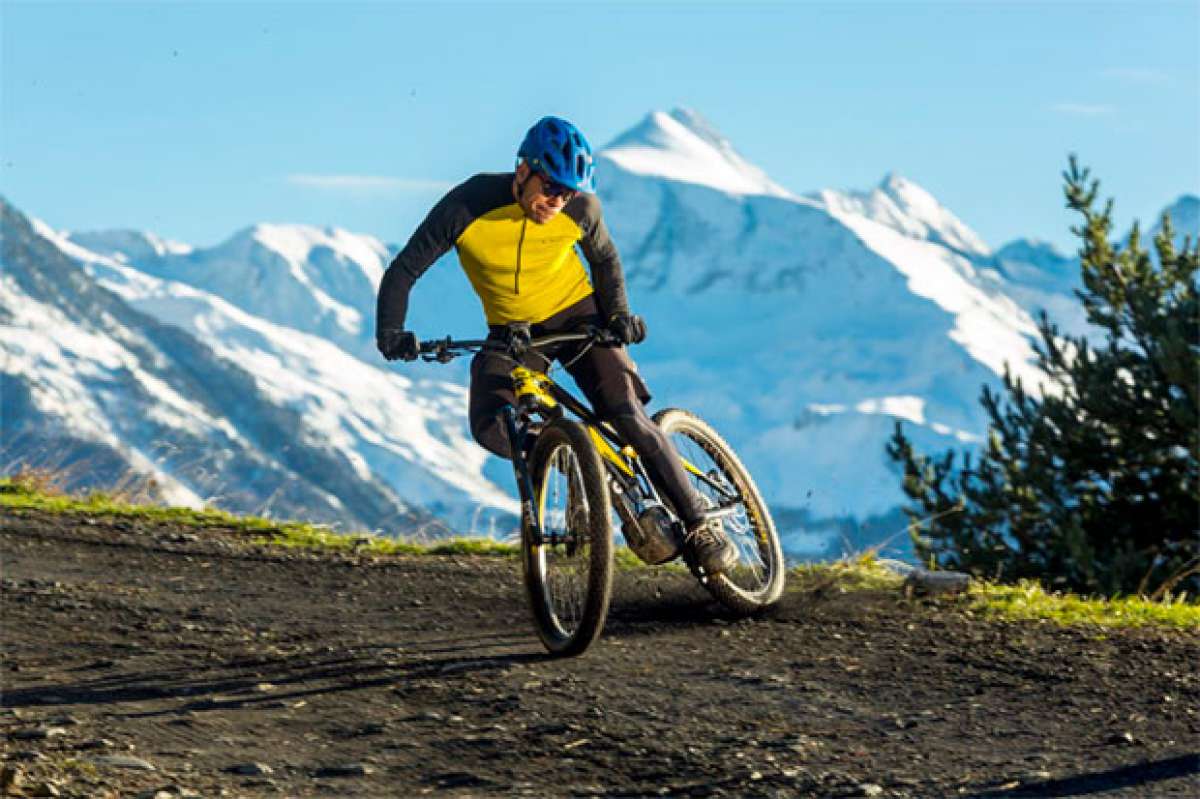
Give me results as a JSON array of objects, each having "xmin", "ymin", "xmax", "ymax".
[
  {"xmin": 522, "ymin": 418, "xmax": 614, "ymax": 657},
  {"xmin": 653, "ymin": 408, "xmax": 785, "ymax": 615}
]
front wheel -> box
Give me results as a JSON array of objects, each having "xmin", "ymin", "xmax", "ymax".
[
  {"xmin": 654, "ymin": 408, "xmax": 786, "ymax": 615},
  {"xmin": 522, "ymin": 418, "xmax": 614, "ymax": 657}
]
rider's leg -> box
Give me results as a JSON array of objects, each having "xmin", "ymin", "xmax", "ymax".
[
  {"xmin": 564, "ymin": 341, "xmax": 738, "ymax": 573},
  {"xmin": 562, "ymin": 343, "xmax": 708, "ymax": 526},
  {"xmin": 468, "ymin": 347, "xmax": 521, "ymax": 459},
  {"xmin": 606, "ymin": 400, "xmax": 711, "ymax": 526}
]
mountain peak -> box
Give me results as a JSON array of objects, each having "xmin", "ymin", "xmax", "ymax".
[
  {"xmin": 218, "ymin": 222, "xmax": 389, "ymax": 283},
  {"xmin": 599, "ymin": 108, "xmax": 795, "ymax": 199},
  {"xmin": 1152, "ymin": 194, "xmax": 1199, "ymax": 238},
  {"xmin": 66, "ymin": 228, "xmax": 193, "ymax": 264},
  {"xmin": 663, "ymin": 107, "xmax": 730, "ymax": 151},
  {"xmin": 814, "ymin": 173, "xmax": 991, "ymax": 258}
]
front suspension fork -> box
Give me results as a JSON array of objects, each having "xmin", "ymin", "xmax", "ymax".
[{"xmin": 502, "ymin": 404, "xmax": 543, "ymax": 545}]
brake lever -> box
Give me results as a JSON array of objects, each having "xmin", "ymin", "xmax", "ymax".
[{"xmin": 588, "ymin": 326, "xmax": 621, "ymax": 346}]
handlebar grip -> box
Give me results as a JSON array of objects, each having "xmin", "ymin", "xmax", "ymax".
[{"xmin": 418, "ymin": 337, "xmax": 448, "ymax": 354}]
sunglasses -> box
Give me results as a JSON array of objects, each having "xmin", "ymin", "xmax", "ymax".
[{"xmin": 536, "ymin": 172, "xmax": 577, "ymax": 200}]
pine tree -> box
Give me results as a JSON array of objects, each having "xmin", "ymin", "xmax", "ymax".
[{"xmin": 887, "ymin": 158, "xmax": 1199, "ymax": 597}]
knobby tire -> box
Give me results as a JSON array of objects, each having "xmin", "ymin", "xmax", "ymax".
[
  {"xmin": 522, "ymin": 418, "xmax": 614, "ymax": 657},
  {"xmin": 653, "ymin": 408, "xmax": 786, "ymax": 615}
]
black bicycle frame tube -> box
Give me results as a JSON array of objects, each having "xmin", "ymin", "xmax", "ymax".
[
  {"xmin": 501, "ymin": 404, "xmax": 543, "ymax": 545},
  {"xmin": 546, "ymin": 377, "xmax": 738, "ymax": 507},
  {"xmin": 545, "ymin": 383, "xmax": 625, "ymax": 449},
  {"xmin": 542, "ymin": 381, "xmax": 678, "ymax": 512}
]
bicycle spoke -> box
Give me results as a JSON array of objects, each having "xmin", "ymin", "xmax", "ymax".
[
  {"xmin": 538, "ymin": 445, "xmax": 591, "ymax": 638},
  {"xmin": 671, "ymin": 433, "xmax": 770, "ymax": 594}
]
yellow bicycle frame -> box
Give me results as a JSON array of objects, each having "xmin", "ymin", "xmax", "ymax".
[{"xmin": 511, "ymin": 365, "xmax": 707, "ymax": 481}]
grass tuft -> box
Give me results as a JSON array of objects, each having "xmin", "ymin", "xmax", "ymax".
[
  {"xmin": 789, "ymin": 552, "xmax": 906, "ymax": 592},
  {"xmin": 966, "ymin": 578, "xmax": 1199, "ymax": 630}
]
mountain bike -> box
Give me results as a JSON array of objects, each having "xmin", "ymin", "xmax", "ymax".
[{"xmin": 418, "ymin": 325, "xmax": 785, "ymax": 656}]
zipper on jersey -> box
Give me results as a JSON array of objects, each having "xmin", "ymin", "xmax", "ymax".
[{"xmin": 515, "ymin": 218, "xmax": 528, "ymax": 295}]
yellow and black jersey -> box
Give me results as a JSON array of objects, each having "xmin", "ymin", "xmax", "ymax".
[{"xmin": 377, "ymin": 172, "xmax": 630, "ymax": 330}]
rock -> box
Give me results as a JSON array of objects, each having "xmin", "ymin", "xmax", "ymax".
[
  {"xmin": 1, "ymin": 765, "xmax": 23, "ymax": 794},
  {"xmin": 91, "ymin": 755, "xmax": 157, "ymax": 771},
  {"xmin": 134, "ymin": 790, "xmax": 175, "ymax": 799},
  {"xmin": 76, "ymin": 738, "xmax": 116, "ymax": 750},
  {"xmin": 314, "ymin": 763, "xmax": 374, "ymax": 778},
  {"xmin": 858, "ymin": 784, "xmax": 884, "ymax": 797},
  {"xmin": 28, "ymin": 782, "xmax": 61, "ymax": 798},
  {"xmin": 1106, "ymin": 731, "xmax": 1137, "ymax": 745},
  {"xmin": 12, "ymin": 726, "xmax": 68, "ymax": 741},
  {"xmin": 8, "ymin": 751, "xmax": 46, "ymax": 763},
  {"xmin": 903, "ymin": 569, "xmax": 971, "ymax": 596},
  {"xmin": 47, "ymin": 715, "xmax": 81, "ymax": 726},
  {"xmin": 227, "ymin": 763, "xmax": 273, "ymax": 776}
]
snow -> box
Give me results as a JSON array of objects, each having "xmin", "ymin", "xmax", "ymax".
[
  {"xmin": 820, "ymin": 203, "xmax": 1043, "ymax": 389},
  {"xmin": 1, "ymin": 274, "xmax": 216, "ymax": 507},
  {"xmin": 600, "ymin": 109, "xmax": 797, "ymax": 199},
  {"xmin": 855, "ymin": 396, "xmax": 926, "ymax": 425},
  {"xmin": 58, "ymin": 226, "xmax": 194, "ymax": 262},
  {"xmin": 812, "ymin": 175, "xmax": 991, "ymax": 258},
  {"xmin": 67, "ymin": 221, "xmax": 392, "ymax": 360},
  {"xmin": 52, "ymin": 233, "xmax": 518, "ymax": 526}
]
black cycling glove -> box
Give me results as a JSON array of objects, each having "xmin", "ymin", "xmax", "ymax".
[
  {"xmin": 608, "ymin": 313, "xmax": 647, "ymax": 345},
  {"xmin": 377, "ymin": 327, "xmax": 419, "ymax": 361},
  {"xmin": 502, "ymin": 322, "xmax": 532, "ymax": 359}
]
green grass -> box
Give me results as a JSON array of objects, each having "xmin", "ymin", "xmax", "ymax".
[
  {"xmin": 1, "ymin": 474, "xmax": 665, "ymax": 564},
  {"xmin": 4, "ymin": 475, "xmax": 1195, "ymax": 629},
  {"xmin": 784, "ymin": 552, "xmax": 1197, "ymax": 630},
  {"xmin": 0, "ymin": 474, "xmax": 518, "ymax": 558},
  {"xmin": 965, "ymin": 578, "xmax": 1199, "ymax": 631},
  {"xmin": 788, "ymin": 553, "xmax": 907, "ymax": 592}
]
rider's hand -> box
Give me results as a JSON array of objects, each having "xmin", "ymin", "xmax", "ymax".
[
  {"xmin": 377, "ymin": 327, "xmax": 419, "ymax": 361},
  {"xmin": 503, "ymin": 322, "xmax": 532, "ymax": 359},
  {"xmin": 607, "ymin": 313, "xmax": 647, "ymax": 345}
]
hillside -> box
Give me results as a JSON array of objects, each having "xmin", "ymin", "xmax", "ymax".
[
  {"xmin": 2, "ymin": 198, "xmax": 516, "ymax": 534},
  {"xmin": 3, "ymin": 497, "xmax": 1198, "ymax": 798}
]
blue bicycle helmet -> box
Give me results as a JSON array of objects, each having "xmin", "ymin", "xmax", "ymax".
[{"xmin": 517, "ymin": 116, "xmax": 596, "ymax": 193}]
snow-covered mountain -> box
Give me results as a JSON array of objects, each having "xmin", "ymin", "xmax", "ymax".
[
  {"xmin": 602, "ymin": 109, "xmax": 797, "ymax": 199},
  {"xmin": 8, "ymin": 108, "xmax": 1195, "ymax": 558},
  {"xmin": 3, "ymin": 199, "xmax": 515, "ymax": 534},
  {"xmin": 811, "ymin": 173, "xmax": 991, "ymax": 259},
  {"xmin": 979, "ymin": 192, "xmax": 1199, "ymax": 341},
  {"xmin": 1149, "ymin": 195, "xmax": 1199, "ymax": 248},
  {"xmin": 68, "ymin": 224, "xmax": 388, "ymax": 363}
]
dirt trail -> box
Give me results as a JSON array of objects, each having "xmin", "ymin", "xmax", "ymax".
[{"xmin": 2, "ymin": 508, "xmax": 1197, "ymax": 798}]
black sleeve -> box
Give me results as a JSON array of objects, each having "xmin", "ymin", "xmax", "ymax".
[
  {"xmin": 376, "ymin": 183, "xmax": 472, "ymax": 335},
  {"xmin": 576, "ymin": 194, "xmax": 631, "ymax": 319}
]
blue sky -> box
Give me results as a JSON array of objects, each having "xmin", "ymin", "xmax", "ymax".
[{"xmin": 3, "ymin": 1, "xmax": 1197, "ymax": 253}]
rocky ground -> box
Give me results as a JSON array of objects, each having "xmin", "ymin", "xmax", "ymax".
[{"xmin": 2, "ymin": 507, "xmax": 1198, "ymax": 798}]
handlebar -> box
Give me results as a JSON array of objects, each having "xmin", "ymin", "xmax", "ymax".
[{"xmin": 417, "ymin": 326, "xmax": 620, "ymax": 363}]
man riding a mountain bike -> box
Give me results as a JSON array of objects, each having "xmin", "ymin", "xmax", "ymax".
[{"xmin": 375, "ymin": 115, "xmax": 737, "ymax": 576}]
